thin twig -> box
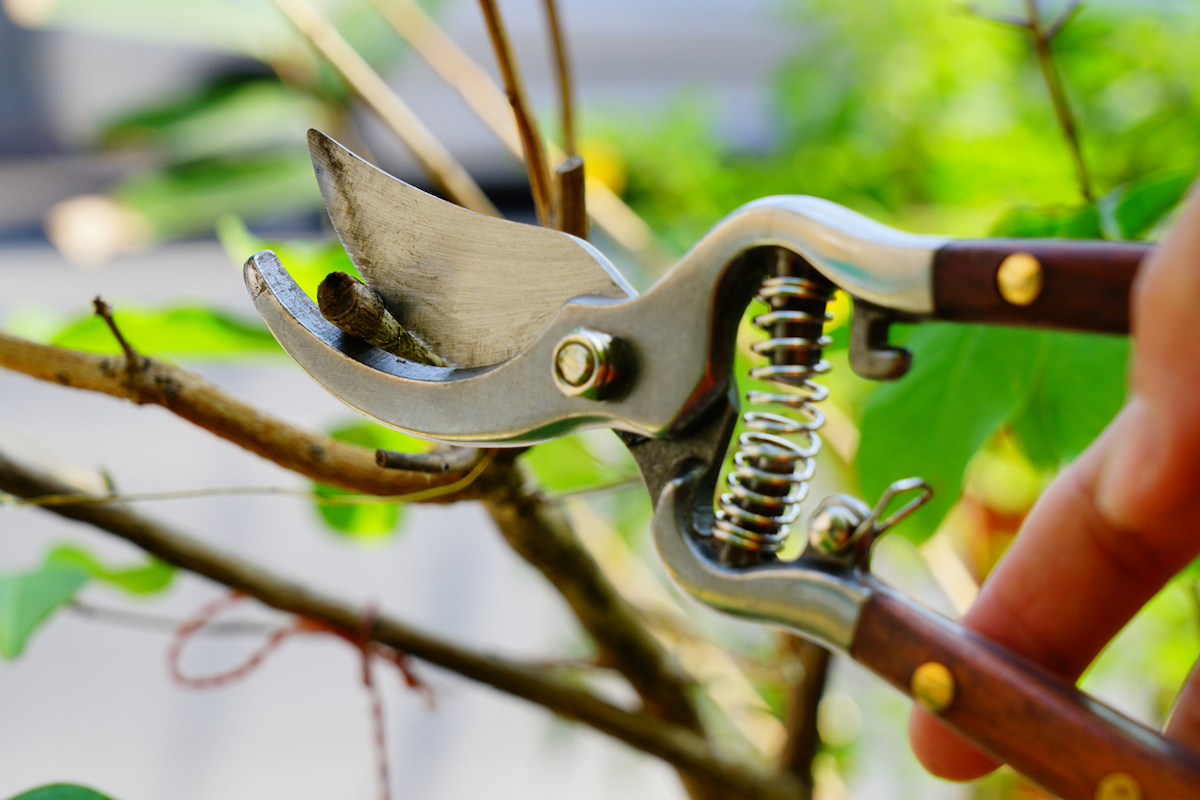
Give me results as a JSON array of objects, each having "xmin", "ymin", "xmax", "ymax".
[
  {"xmin": 967, "ymin": 0, "xmax": 1093, "ymax": 202},
  {"xmin": 2, "ymin": 456, "xmax": 492, "ymax": 509},
  {"xmin": 368, "ymin": 0, "xmax": 669, "ymax": 266},
  {"xmin": 541, "ymin": 475, "xmax": 641, "ymax": 503},
  {"xmin": 273, "ymin": 0, "xmax": 500, "ymax": 217},
  {"xmin": 375, "ymin": 446, "xmax": 485, "ymax": 474},
  {"xmin": 481, "ymin": 459, "xmax": 735, "ymax": 800},
  {"xmin": 476, "ymin": 0, "xmax": 555, "ymax": 226},
  {"xmin": 0, "ymin": 447, "xmax": 799, "ymax": 800},
  {"xmin": 4, "ymin": 485, "xmax": 328, "ymax": 507},
  {"xmin": 960, "ymin": 3, "xmax": 1032, "ymax": 29},
  {"xmin": 1045, "ymin": 0, "xmax": 1083, "ymax": 38},
  {"xmin": 540, "ymin": 0, "xmax": 575, "ymax": 158},
  {"xmin": 71, "ymin": 601, "xmax": 279, "ymax": 636},
  {"xmin": 1023, "ymin": 0, "xmax": 1093, "ymax": 202},
  {"xmin": 777, "ymin": 636, "xmax": 828, "ymax": 791},
  {"xmin": 92, "ymin": 297, "xmax": 140, "ymax": 374},
  {"xmin": 555, "ymin": 156, "xmax": 587, "ymax": 238},
  {"xmin": 0, "ymin": 331, "xmax": 484, "ymax": 500}
]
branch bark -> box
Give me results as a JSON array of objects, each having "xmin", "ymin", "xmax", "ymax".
[
  {"xmin": 777, "ymin": 636, "xmax": 829, "ymax": 790},
  {"xmin": 477, "ymin": 0, "xmax": 555, "ymax": 227},
  {"xmin": 0, "ymin": 447, "xmax": 802, "ymax": 800},
  {"xmin": 540, "ymin": 0, "xmax": 575, "ymax": 158},
  {"xmin": 0, "ymin": 331, "xmax": 480, "ymax": 499},
  {"xmin": 1022, "ymin": 0, "xmax": 1093, "ymax": 203},
  {"xmin": 481, "ymin": 458, "xmax": 738, "ymax": 800}
]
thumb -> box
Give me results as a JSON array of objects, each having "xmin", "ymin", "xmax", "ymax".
[{"xmin": 1096, "ymin": 186, "xmax": 1200, "ymax": 530}]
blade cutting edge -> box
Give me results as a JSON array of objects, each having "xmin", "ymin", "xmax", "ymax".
[{"xmin": 309, "ymin": 129, "xmax": 636, "ymax": 368}]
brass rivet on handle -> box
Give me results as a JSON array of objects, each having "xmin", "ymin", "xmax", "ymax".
[
  {"xmin": 1095, "ymin": 772, "xmax": 1141, "ymax": 800},
  {"xmin": 996, "ymin": 252, "xmax": 1044, "ymax": 306},
  {"xmin": 911, "ymin": 661, "xmax": 955, "ymax": 714}
]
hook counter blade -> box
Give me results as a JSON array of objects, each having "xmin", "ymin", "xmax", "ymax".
[{"xmin": 308, "ymin": 129, "xmax": 636, "ymax": 368}]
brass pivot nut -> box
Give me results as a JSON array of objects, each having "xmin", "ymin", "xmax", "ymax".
[
  {"xmin": 996, "ymin": 252, "xmax": 1044, "ymax": 306},
  {"xmin": 1095, "ymin": 772, "xmax": 1141, "ymax": 800},
  {"xmin": 553, "ymin": 329, "xmax": 627, "ymax": 400},
  {"xmin": 911, "ymin": 661, "xmax": 955, "ymax": 714}
]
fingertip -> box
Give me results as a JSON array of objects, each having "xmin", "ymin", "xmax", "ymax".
[{"xmin": 908, "ymin": 707, "xmax": 1000, "ymax": 782}]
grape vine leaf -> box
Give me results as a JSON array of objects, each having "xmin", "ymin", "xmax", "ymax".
[
  {"xmin": 856, "ymin": 323, "xmax": 1043, "ymax": 543},
  {"xmin": 1009, "ymin": 332, "xmax": 1128, "ymax": 470}
]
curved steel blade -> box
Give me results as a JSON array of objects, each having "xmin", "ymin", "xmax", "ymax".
[{"xmin": 309, "ymin": 129, "xmax": 635, "ymax": 368}]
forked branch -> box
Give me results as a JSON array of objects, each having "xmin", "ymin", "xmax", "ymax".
[
  {"xmin": 0, "ymin": 330, "xmax": 481, "ymax": 499},
  {"xmin": 0, "ymin": 447, "xmax": 801, "ymax": 800},
  {"xmin": 967, "ymin": 0, "xmax": 1093, "ymax": 202}
]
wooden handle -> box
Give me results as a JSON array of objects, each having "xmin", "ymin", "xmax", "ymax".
[
  {"xmin": 850, "ymin": 586, "xmax": 1200, "ymax": 799},
  {"xmin": 932, "ymin": 239, "xmax": 1153, "ymax": 334}
]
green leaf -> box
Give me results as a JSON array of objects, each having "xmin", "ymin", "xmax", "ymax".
[
  {"xmin": 44, "ymin": 544, "xmax": 175, "ymax": 596},
  {"xmin": 1009, "ymin": 332, "xmax": 1129, "ymax": 470},
  {"xmin": 0, "ymin": 566, "xmax": 88, "ymax": 660},
  {"xmin": 114, "ymin": 151, "xmax": 320, "ymax": 242},
  {"xmin": 216, "ymin": 214, "xmax": 361, "ymax": 301},
  {"xmin": 101, "ymin": 77, "xmax": 336, "ymax": 163},
  {"xmin": 1111, "ymin": 167, "xmax": 1198, "ymax": 240},
  {"xmin": 313, "ymin": 484, "xmax": 404, "ymax": 539},
  {"xmin": 989, "ymin": 204, "xmax": 1102, "ymax": 239},
  {"xmin": 6, "ymin": 785, "xmax": 116, "ymax": 800},
  {"xmin": 325, "ymin": 420, "xmax": 427, "ymax": 454},
  {"xmin": 309, "ymin": 421, "xmax": 424, "ymax": 540},
  {"xmin": 856, "ymin": 324, "xmax": 1042, "ymax": 542},
  {"xmin": 523, "ymin": 432, "xmax": 637, "ymax": 494},
  {"xmin": 49, "ymin": 306, "xmax": 278, "ymax": 358}
]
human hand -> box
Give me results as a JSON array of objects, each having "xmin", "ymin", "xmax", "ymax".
[{"xmin": 909, "ymin": 185, "xmax": 1200, "ymax": 778}]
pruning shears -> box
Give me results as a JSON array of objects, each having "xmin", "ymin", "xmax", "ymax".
[{"xmin": 245, "ymin": 130, "xmax": 1198, "ymax": 799}]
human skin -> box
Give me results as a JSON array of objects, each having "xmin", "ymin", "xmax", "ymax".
[{"xmin": 908, "ymin": 187, "xmax": 1200, "ymax": 778}]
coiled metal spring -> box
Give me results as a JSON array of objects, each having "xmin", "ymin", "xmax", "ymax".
[{"xmin": 713, "ymin": 261, "xmax": 836, "ymax": 554}]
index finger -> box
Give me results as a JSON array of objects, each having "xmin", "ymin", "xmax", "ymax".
[{"xmin": 909, "ymin": 186, "xmax": 1200, "ymax": 779}]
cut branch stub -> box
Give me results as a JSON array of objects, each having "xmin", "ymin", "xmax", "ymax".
[
  {"xmin": 317, "ymin": 271, "xmax": 448, "ymax": 367},
  {"xmin": 556, "ymin": 156, "xmax": 587, "ymax": 239}
]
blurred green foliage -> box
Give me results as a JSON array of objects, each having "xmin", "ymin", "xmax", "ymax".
[
  {"xmin": 606, "ymin": 0, "xmax": 1199, "ymax": 543},
  {"xmin": 21, "ymin": 0, "xmax": 424, "ymax": 246},
  {"xmin": 50, "ymin": 305, "xmax": 279, "ymax": 358},
  {"xmin": 615, "ymin": 0, "xmax": 1200, "ymax": 246},
  {"xmin": 3, "ymin": 787, "xmax": 114, "ymax": 800},
  {"xmin": 311, "ymin": 421, "xmax": 421, "ymax": 539},
  {"xmin": 43, "ymin": 544, "xmax": 175, "ymax": 595},
  {"xmin": 0, "ymin": 564, "xmax": 87, "ymax": 660}
]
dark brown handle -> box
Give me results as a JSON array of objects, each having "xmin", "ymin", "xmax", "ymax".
[
  {"xmin": 932, "ymin": 239, "xmax": 1153, "ymax": 334},
  {"xmin": 850, "ymin": 586, "xmax": 1200, "ymax": 799}
]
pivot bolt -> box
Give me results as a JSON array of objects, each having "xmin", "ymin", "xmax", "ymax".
[{"xmin": 553, "ymin": 329, "xmax": 626, "ymax": 400}]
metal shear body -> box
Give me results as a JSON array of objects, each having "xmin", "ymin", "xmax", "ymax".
[{"xmin": 246, "ymin": 131, "xmax": 1199, "ymax": 799}]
